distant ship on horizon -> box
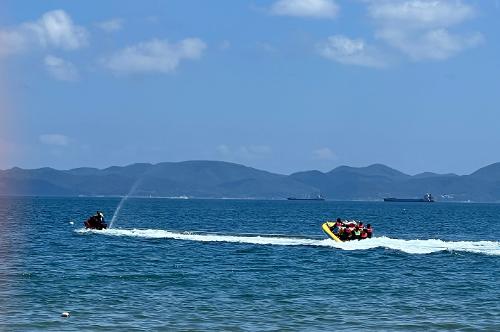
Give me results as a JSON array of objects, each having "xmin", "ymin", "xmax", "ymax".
[
  {"xmin": 384, "ymin": 193, "xmax": 434, "ymax": 203},
  {"xmin": 287, "ymin": 194, "xmax": 325, "ymax": 201}
]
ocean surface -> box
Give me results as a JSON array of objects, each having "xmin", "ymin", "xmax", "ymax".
[{"xmin": 0, "ymin": 197, "xmax": 499, "ymax": 331}]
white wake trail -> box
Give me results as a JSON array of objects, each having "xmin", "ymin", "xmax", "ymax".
[{"xmin": 76, "ymin": 228, "xmax": 500, "ymax": 256}]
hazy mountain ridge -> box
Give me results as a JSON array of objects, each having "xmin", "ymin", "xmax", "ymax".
[{"xmin": 0, "ymin": 161, "xmax": 499, "ymax": 202}]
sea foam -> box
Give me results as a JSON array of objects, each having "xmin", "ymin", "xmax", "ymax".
[{"xmin": 76, "ymin": 228, "xmax": 500, "ymax": 256}]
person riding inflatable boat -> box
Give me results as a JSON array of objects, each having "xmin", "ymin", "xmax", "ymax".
[
  {"xmin": 84, "ymin": 211, "xmax": 107, "ymax": 230},
  {"xmin": 322, "ymin": 218, "xmax": 372, "ymax": 242}
]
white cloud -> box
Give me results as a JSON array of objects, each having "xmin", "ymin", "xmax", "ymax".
[
  {"xmin": 96, "ymin": 18, "xmax": 123, "ymax": 32},
  {"xmin": 29, "ymin": 10, "xmax": 88, "ymax": 50},
  {"xmin": 312, "ymin": 147, "xmax": 336, "ymax": 160},
  {"xmin": 39, "ymin": 134, "xmax": 70, "ymax": 146},
  {"xmin": 102, "ymin": 38, "xmax": 206, "ymax": 74},
  {"xmin": 0, "ymin": 10, "xmax": 88, "ymax": 56},
  {"xmin": 377, "ymin": 28, "xmax": 483, "ymax": 60},
  {"xmin": 368, "ymin": 0, "xmax": 476, "ymax": 29},
  {"xmin": 271, "ymin": 0, "xmax": 339, "ymax": 19},
  {"xmin": 44, "ymin": 55, "xmax": 79, "ymax": 81},
  {"xmin": 367, "ymin": 0, "xmax": 482, "ymax": 61},
  {"xmin": 317, "ymin": 35, "xmax": 385, "ymax": 67}
]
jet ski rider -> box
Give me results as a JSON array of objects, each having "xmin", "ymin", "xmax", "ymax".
[{"xmin": 94, "ymin": 211, "xmax": 105, "ymax": 224}]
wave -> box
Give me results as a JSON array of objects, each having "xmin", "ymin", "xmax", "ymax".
[{"xmin": 76, "ymin": 228, "xmax": 500, "ymax": 256}]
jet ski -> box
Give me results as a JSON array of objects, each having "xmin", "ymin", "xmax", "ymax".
[{"xmin": 84, "ymin": 213, "xmax": 107, "ymax": 230}]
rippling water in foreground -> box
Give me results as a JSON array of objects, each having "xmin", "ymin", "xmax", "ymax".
[{"xmin": 1, "ymin": 197, "xmax": 499, "ymax": 331}]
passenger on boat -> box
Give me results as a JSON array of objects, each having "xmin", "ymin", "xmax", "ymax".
[
  {"xmin": 341, "ymin": 227, "xmax": 353, "ymax": 241},
  {"xmin": 332, "ymin": 222, "xmax": 342, "ymax": 235},
  {"xmin": 327, "ymin": 219, "xmax": 372, "ymax": 241},
  {"xmin": 337, "ymin": 224, "xmax": 344, "ymax": 237},
  {"xmin": 365, "ymin": 224, "xmax": 373, "ymax": 238},
  {"xmin": 329, "ymin": 218, "xmax": 343, "ymax": 234},
  {"xmin": 339, "ymin": 228, "xmax": 346, "ymax": 241},
  {"xmin": 353, "ymin": 226, "xmax": 361, "ymax": 240},
  {"xmin": 348, "ymin": 223, "xmax": 356, "ymax": 235}
]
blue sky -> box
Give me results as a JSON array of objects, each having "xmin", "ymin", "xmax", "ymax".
[{"xmin": 1, "ymin": 0, "xmax": 499, "ymax": 175}]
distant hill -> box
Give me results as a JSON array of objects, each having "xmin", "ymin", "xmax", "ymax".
[{"xmin": 1, "ymin": 160, "xmax": 500, "ymax": 202}]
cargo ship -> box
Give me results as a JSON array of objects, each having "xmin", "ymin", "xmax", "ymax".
[
  {"xmin": 384, "ymin": 193, "xmax": 434, "ymax": 203},
  {"xmin": 287, "ymin": 194, "xmax": 325, "ymax": 201}
]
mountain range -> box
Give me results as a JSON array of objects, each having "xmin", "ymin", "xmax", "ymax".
[{"xmin": 1, "ymin": 160, "xmax": 500, "ymax": 202}]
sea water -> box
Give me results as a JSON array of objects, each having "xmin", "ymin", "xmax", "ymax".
[{"xmin": 0, "ymin": 197, "xmax": 498, "ymax": 330}]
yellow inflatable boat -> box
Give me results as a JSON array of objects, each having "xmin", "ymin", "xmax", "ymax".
[{"xmin": 321, "ymin": 221, "xmax": 342, "ymax": 242}]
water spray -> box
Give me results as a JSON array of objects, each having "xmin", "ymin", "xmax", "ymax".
[{"xmin": 109, "ymin": 178, "xmax": 143, "ymax": 228}]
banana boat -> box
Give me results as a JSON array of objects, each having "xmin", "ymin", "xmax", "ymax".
[{"xmin": 321, "ymin": 221, "xmax": 342, "ymax": 242}]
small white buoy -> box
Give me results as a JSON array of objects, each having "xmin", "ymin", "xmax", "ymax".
[
  {"xmin": 69, "ymin": 221, "xmax": 74, "ymax": 225},
  {"xmin": 61, "ymin": 312, "xmax": 70, "ymax": 318}
]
